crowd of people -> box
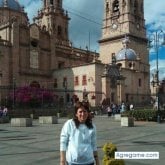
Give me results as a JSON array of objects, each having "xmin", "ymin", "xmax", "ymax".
[
  {"xmin": 0, "ymin": 106, "xmax": 8, "ymax": 117},
  {"xmin": 101, "ymin": 101, "xmax": 134, "ymax": 117}
]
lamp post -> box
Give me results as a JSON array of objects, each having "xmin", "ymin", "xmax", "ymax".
[
  {"xmin": 63, "ymin": 79, "xmax": 68, "ymax": 106},
  {"xmin": 12, "ymin": 78, "xmax": 16, "ymax": 110},
  {"xmin": 148, "ymin": 30, "xmax": 165, "ymax": 123}
]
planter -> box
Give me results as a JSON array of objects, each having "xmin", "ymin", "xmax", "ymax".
[
  {"xmin": 39, "ymin": 116, "xmax": 58, "ymax": 124},
  {"xmin": 121, "ymin": 117, "xmax": 134, "ymax": 127},
  {"xmin": 114, "ymin": 114, "xmax": 121, "ymax": 121},
  {"xmin": 11, "ymin": 118, "xmax": 32, "ymax": 127}
]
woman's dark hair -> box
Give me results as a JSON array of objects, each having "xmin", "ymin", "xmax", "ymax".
[{"xmin": 73, "ymin": 101, "xmax": 93, "ymax": 129}]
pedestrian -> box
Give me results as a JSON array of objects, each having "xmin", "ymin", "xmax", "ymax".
[
  {"xmin": 3, "ymin": 106, "xmax": 8, "ymax": 116},
  {"xmin": 121, "ymin": 102, "xmax": 125, "ymax": 113},
  {"xmin": 130, "ymin": 104, "xmax": 134, "ymax": 110},
  {"xmin": 106, "ymin": 105, "xmax": 112, "ymax": 117},
  {"xmin": 0, "ymin": 106, "xmax": 3, "ymax": 117},
  {"xmin": 60, "ymin": 101, "xmax": 100, "ymax": 165}
]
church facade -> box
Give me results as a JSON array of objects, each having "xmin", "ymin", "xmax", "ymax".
[{"xmin": 0, "ymin": 0, "xmax": 150, "ymax": 107}]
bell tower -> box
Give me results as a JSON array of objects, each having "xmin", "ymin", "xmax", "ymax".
[
  {"xmin": 99, "ymin": 0, "xmax": 148, "ymax": 65},
  {"xmin": 34, "ymin": 0, "xmax": 70, "ymax": 42}
]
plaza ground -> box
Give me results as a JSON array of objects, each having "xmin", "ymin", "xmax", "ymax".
[{"xmin": 0, "ymin": 115, "xmax": 165, "ymax": 165}]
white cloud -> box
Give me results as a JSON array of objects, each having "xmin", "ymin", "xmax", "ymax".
[
  {"xmin": 63, "ymin": 0, "xmax": 103, "ymax": 51},
  {"xmin": 144, "ymin": 0, "xmax": 165, "ymax": 80},
  {"xmin": 144, "ymin": 0, "xmax": 165, "ymax": 29},
  {"xmin": 150, "ymin": 60, "xmax": 165, "ymax": 81},
  {"xmin": 18, "ymin": 0, "xmax": 42, "ymax": 22}
]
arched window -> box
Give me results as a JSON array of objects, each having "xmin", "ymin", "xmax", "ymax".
[
  {"xmin": 141, "ymin": 2, "xmax": 143, "ymax": 13},
  {"xmin": 106, "ymin": 2, "xmax": 109, "ymax": 12},
  {"xmin": 129, "ymin": 63, "xmax": 132, "ymax": 68},
  {"xmin": 44, "ymin": 0, "xmax": 46, "ymax": 7},
  {"xmin": 57, "ymin": 25, "xmax": 62, "ymax": 36},
  {"xmin": 113, "ymin": 0, "xmax": 119, "ymax": 12},
  {"xmin": 122, "ymin": 0, "xmax": 126, "ymax": 7},
  {"xmin": 134, "ymin": 0, "xmax": 138, "ymax": 14},
  {"xmin": 30, "ymin": 81, "xmax": 40, "ymax": 88},
  {"xmin": 50, "ymin": 0, "xmax": 53, "ymax": 5}
]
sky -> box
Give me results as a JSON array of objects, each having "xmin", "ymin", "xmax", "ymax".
[{"xmin": 18, "ymin": 0, "xmax": 165, "ymax": 81}]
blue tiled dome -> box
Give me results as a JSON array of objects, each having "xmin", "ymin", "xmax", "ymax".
[
  {"xmin": 116, "ymin": 48, "xmax": 137, "ymax": 61},
  {"xmin": 0, "ymin": 0, "xmax": 22, "ymax": 11}
]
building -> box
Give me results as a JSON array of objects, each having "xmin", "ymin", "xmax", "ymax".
[
  {"xmin": 0, "ymin": 0, "xmax": 97, "ymax": 105},
  {"xmin": 0, "ymin": 0, "xmax": 150, "ymax": 108},
  {"xmin": 98, "ymin": 0, "xmax": 150, "ymax": 106}
]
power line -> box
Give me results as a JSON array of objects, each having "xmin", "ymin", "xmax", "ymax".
[
  {"xmin": 64, "ymin": 7, "xmax": 128, "ymax": 35},
  {"xmin": 68, "ymin": 10, "xmax": 102, "ymax": 26},
  {"xmin": 63, "ymin": 4, "xmax": 102, "ymax": 26}
]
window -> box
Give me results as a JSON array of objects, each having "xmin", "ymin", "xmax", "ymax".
[
  {"xmin": 54, "ymin": 78, "xmax": 57, "ymax": 88},
  {"xmin": 31, "ymin": 40, "xmax": 38, "ymax": 47},
  {"xmin": 141, "ymin": 2, "xmax": 143, "ymax": 12},
  {"xmin": 57, "ymin": 0, "xmax": 60, "ymax": 7},
  {"xmin": 82, "ymin": 75, "xmax": 87, "ymax": 86},
  {"xmin": 63, "ymin": 77, "xmax": 67, "ymax": 88},
  {"xmin": 134, "ymin": 0, "xmax": 138, "ymax": 14},
  {"xmin": 74, "ymin": 76, "xmax": 79, "ymax": 86},
  {"xmin": 111, "ymin": 53, "xmax": 116, "ymax": 64},
  {"xmin": 113, "ymin": 0, "xmax": 119, "ymax": 12},
  {"xmin": 30, "ymin": 50, "xmax": 39, "ymax": 69},
  {"xmin": 58, "ymin": 61, "xmax": 65, "ymax": 68},
  {"xmin": 129, "ymin": 63, "xmax": 132, "ymax": 68},
  {"xmin": 106, "ymin": 2, "xmax": 109, "ymax": 12},
  {"xmin": 50, "ymin": 0, "xmax": 53, "ymax": 5},
  {"xmin": 126, "ymin": 93, "xmax": 129, "ymax": 102},
  {"xmin": 138, "ymin": 78, "xmax": 142, "ymax": 87},
  {"xmin": 57, "ymin": 25, "xmax": 62, "ymax": 36},
  {"xmin": 111, "ymin": 93, "xmax": 115, "ymax": 102}
]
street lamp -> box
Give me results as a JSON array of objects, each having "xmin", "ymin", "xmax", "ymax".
[
  {"xmin": 12, "ymin": 78, "xmax": 16, "ymax": 110},
  {"xmin": 148, "ymin": 30, "xmax": 165, "ymax": 123},
  {"xmin": 63, "ymin": 78, "xmax": 68, "ymax": 106}
]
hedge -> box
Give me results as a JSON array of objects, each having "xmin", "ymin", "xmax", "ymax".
[{"xmin": 121, "ymin": 109, "xmax": 165, "ymax": 121}]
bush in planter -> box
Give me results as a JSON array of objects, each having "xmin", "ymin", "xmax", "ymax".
[
  {"xmin": 121, "ymin": 109, "xmax": 158, "ymax": 121},
  {"xmin": 102, "ymin": 142, "xmax": 125, "ymax": 165}
]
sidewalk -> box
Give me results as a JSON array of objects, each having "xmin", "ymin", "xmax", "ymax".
[{"xmin": 0, "ymin": 116, "xmax": 164, "ymax": 165}]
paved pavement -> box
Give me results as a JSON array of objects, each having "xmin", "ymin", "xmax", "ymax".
[{"xmin": 0, "ymin": 116, "xmax": 165, "ymax": 165}]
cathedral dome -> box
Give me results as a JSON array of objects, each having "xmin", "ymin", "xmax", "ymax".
[
  {"xmin": 0, "ymin": 0, "xmax": 22, "ymax": 11},
  {"xmin": 116, "ymin": 36, "xmax": 137, "ymax": 61},
  {"xmin": 116, "ymin": 48, "xmax": 137, "ymax": 61}
]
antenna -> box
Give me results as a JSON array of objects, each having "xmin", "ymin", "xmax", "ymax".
[{"xmin": 88, "ymin": 31, "xmax": 90, "ymax": 51}]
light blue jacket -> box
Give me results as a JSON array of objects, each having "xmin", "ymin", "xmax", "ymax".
[{"xmin": 60, "ymin": 119, "xmax": 97, "ymax": 164}]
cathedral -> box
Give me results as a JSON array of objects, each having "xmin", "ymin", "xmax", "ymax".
[{"xmin": 0, "ymin": 0, "xmax": 150, "ymax": 107}]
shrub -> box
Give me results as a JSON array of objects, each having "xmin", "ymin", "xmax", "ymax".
[
  {"xmin": 9, "ymin": 86, "xmax": 54, "ymax": 108},
  {"xmin": 102, "ymin": 142, "xmax": 125, "ymax": 165},
  {"xmin": 121, "ymin": 109, "xmax": 159, "ymax": 121}
]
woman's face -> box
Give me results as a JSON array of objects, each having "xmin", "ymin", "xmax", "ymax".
[{"xmin": 76, "ymin": 107, "xmax": 89, "ymax": 123}]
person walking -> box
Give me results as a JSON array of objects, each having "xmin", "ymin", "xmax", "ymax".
[
  {"xmin": 106, "ymin": 105, "xmax": 112, "ymax": 117},
  {"xmin": 60, "ymin": 101, "xmax": 100, "ymax": 165}
]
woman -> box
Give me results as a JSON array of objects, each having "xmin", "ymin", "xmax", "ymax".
[{"xmin": 60, "ymin": 101, "xmax": 100, "ymax": 165}]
